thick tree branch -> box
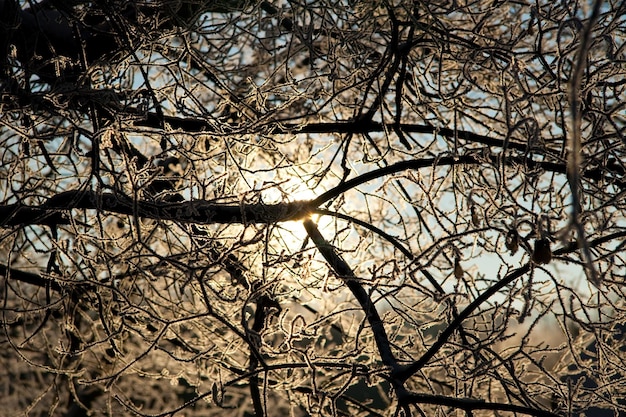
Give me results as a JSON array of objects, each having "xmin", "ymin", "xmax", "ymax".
[
  {"xmin": 302, "ymin": 219, "xmax": 400, "ymax": 372},
  {"xmin": 0, "ymin": 205, "xmax": 70, "ymax": 227},
  {"xmin": 37, "ymin": 190, "xmax": 312, "ymax": 224},
  {"xmin": 0, "ymin": 264, "xmax": 63, "ymax": 292},
  {"xmin": 2, "ymin": 151, "xmax": 616, "ymax": 228},
  {"xmin": 401, "ymin": 393, "xmax": 559, "ymax": 417},
  {"xmin": 137, "ymin": 116, "xmax": 534, "ymax": 152}
]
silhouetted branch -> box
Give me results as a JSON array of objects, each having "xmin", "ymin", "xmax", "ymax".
[
  {"xmin": 0, "ymin": 205, "xmax": 70, "ymax": 227},
  {"xmin": 401, "ymin": 393, "xmax": 559, "ymax": 417},
  {"xmin": 0, "ymin": 264, "xmax": 63, "ymax": 292},
  {"xmin": 303, "ymin": 219, "xmax": 400, "ymax": 372},
  {"xmin": 393, "ymin": 263, "xmax": 531, "ymax": 382},
  {"xmin": 3, "ymin": 151, "xmax": 620, "ymax": 230},
  {"xmin": 38, "ymin": 190, "xmax": 311, "ymax": 224}
]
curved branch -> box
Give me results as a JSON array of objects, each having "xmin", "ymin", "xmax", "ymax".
[
  {"xmin": 313, "ymin": 208, "xmax": 414, "ymax": 259},
  {"xmin": 393, "ymin": 263, "xmax": 531, "ymax": 382},
  {"xmin": 311, "ymin": 153, "xmax": 575, "ymax": 207}
]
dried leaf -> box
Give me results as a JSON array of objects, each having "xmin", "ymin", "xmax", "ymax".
[
  {"xmin": 532, "ymin": 239, "xmax": 552, "ymax": 265},
  {"xmin": 505, "ymin": 228, "xmax": 519, "ymax": 255},
  {"xmin": 471, "ymin": 205, "xmax": 480, "ymax": 227},
  {"xmin": 454, "ymin": 258, "xmax": 464, "ymax": 279},
  {"xmin": 212, "ymin": 382, "xmax": 223, "ymax": 406}
]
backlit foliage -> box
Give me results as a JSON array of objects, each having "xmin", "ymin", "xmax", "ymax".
[{"xmin": 1, "ymin": 0, "xmax": 625, "ymax": 416}]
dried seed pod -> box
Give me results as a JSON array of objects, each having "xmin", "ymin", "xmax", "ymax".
[
  {"xmin": 505, "ymin": 228, "xmax": 519, "ymax": 255},
  {"xmin": 471, "ymin": 205, "xmax": 480, "ymax": 227},
  {"xmin": 532, "ymin": 238, "xmax": 552, "ymax": 265},
  {"xmin": 454, "ymin": 258, "xmax": 464, "ymax": 279}
]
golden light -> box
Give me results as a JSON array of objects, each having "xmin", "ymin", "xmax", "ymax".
[{"xmin": 258, "ymin": 176, "xmax": 332, "ymax": 246}]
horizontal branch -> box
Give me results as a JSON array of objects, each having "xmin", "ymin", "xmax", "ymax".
[
  {"xmin": 134, "ymin": 115, "xmax": 624, "ymax": 188},
  {"xmin": 136, "ymin": 115, "xmax": 531, "ymax": 151},
  {"xmin": 0, "ymin": 152, "xmax": 612, "ymax": 228},
  {"xmin": 0, "ymin": 264, "xmax": 63, "ymax": 291},
  {"xmin": 34, "ymin": 190, "xmax": 312, "ymax": 225},
  {"xmin": 401, "ymin": 392, "xmax": 559, "ymax": 417},
  {"xmin": 0, "ymin": 205, "xmax": 70, "ymax": 227}
]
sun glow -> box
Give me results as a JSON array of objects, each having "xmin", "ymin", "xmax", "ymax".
[
  {"xmin": 259, "ymin": 178, "xmax": 318, "ymax": 205},
  {"xmin": 257, "ymin": 177, "xmax": 331, "ymax": 243}
]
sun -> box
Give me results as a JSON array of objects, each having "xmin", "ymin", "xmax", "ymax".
[{"xmin": 258, "ymin": 177, "xmax": 328, "ymax": 240}]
